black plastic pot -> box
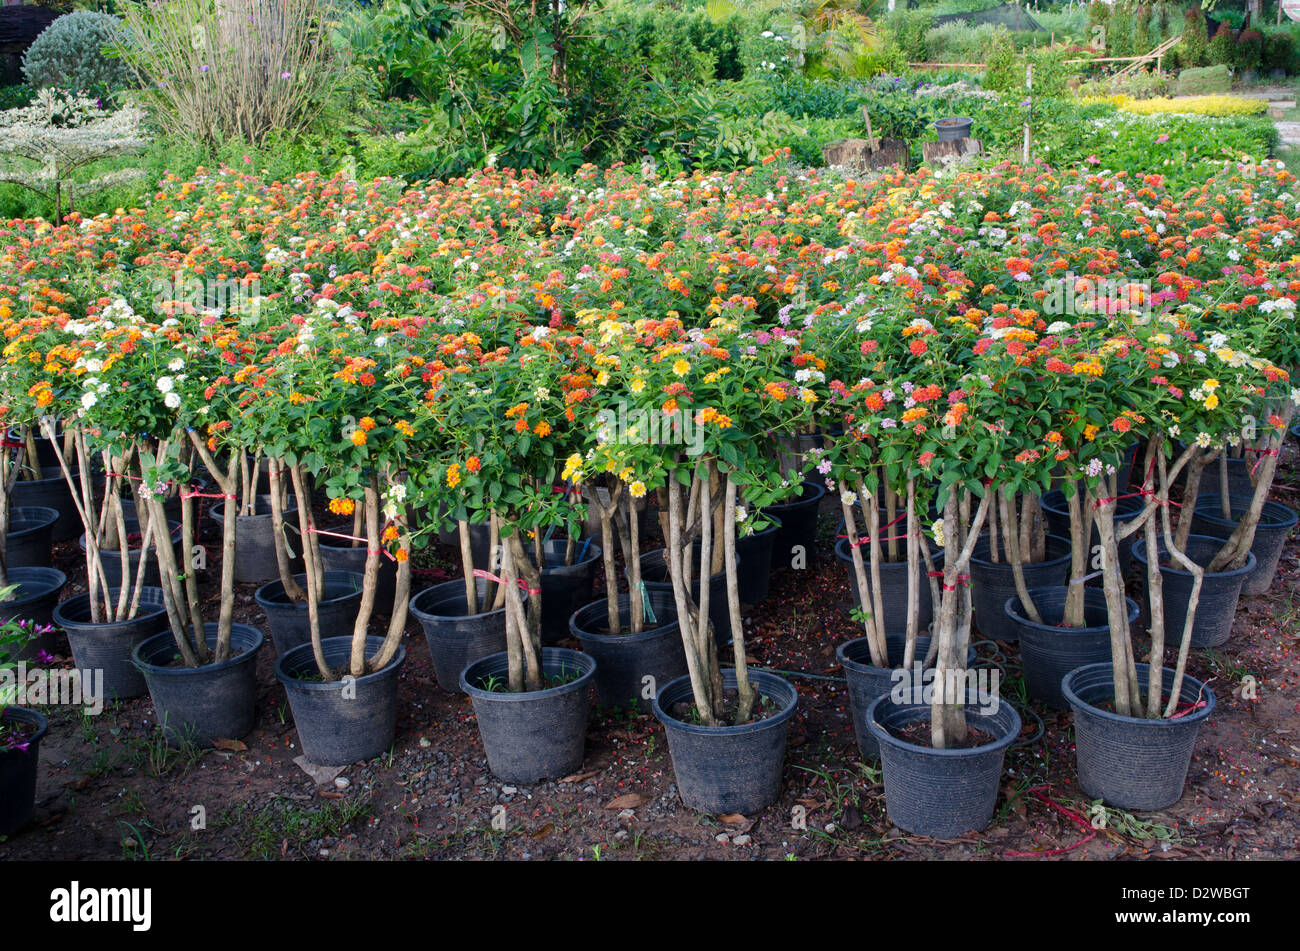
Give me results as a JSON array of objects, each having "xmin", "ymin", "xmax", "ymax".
[
  {"xmin": 653, "ymin": 668, "xmax": 797, "ymax": 815},
  {"xmin": 317, "ymin": 525, "xmax": 399, "ymax": 615},
  {"xmin": 570, "ymin": 590, "xmax": 685, "ymax": 710},
  {"xmin": 736, "ymin": 515, "xmax": 781, "ymax": 604},
  {"xmin": 209, "ymin": 495, "xmax": 300, "ymax": 584},
  {"xmin": 934, "ymin": 116, "xmax": 973, "ymax": 141},
  {"xmin": 865, "ymin": 689, "xmax": 1021, "ymax": 838},
  {"xmin": 1188, "ymin": 454, "xmax": 1254, "ymax": 502},
  {"xmin": 834, "ymin": 539, "xmax": 941, "ymax": 637},
  {"xmin": 1131, "ymin": 534, "xmax": 1255, "ymax": 649},
  {"xmin": 639, "ymin": 548, "xmax": 737, "ymax": 648},
  {"xmin": 78, "ymin": 517, "xmax": 183, "ymax": 590},
  {"xmin": 132, "ymin": 624, "xmax": 264, "ymax": 746},
  {"xmin": 254, "ymin": 570, "xmax": 364, "ymax": 657},
  {"xmin": 0, "ymin": 706, "xmax": 48, "ymax": 837},
  {"xmin": 1062, "ymin": 662, "xmax": 1216, "ymax": 811},
  {"xmin": 539, "ymin": 537, "xmax": 602, "ymax": 644},
  {"xmin": 54, "ymin": 587, "xmax": 170, "ymax": 701},
  {"xmin": 836, "ymin": 634, "xmax": 979, "ymax": 760},
  {"xmin": 1004, "ymin": 586, "xmax": 1139, "ymax": 710},
  {"xmin": 435, "ymin": 519, "xmax": 492, "ymax": 570},
  {"xmin": 276, "ymin": 634, "xmax": 406, "ymax": 766},
  {"xmin": 460, "ymin": 647, "xmax": 596, "ymax": 782},
  {"xmin": 5, "ymin": 506, "xmax": 59, "ymax": 569},
  {"xmin": 10, "ymin": 471, "xmax": 80, "ymax": 541},
  {"xmin": 969, "ymin": 533, "xmax": 1072, "ymax": 642},
  {"xmin": 0, "ymin": 567, "xmax": 68, "ymax": 661},
  {"xmin": 760, "ymin": 480, "xmax": 826, "ymax": 572},
  {"xmin": 837, "ymin": 634, "xmax": 936, "ymax": 760},
  {"xmin": 1040, "ymin": 491, "xmax": 1143, "ymax": 583},
  {"xmin": 1191, "ymin": 494, "xmax": 1297, "ymax": 597},
  {"xmin": 409, "ymin": 578, "xmax": 511, "ymax": 692}
]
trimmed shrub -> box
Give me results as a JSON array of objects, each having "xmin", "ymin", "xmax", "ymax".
[
  {"xmin": 1235, "ymin": 30, "xmax": 1263, "ymax": 73},
  {"xmin": 1262, "ymin": 31, "xmax": 1296, "ymax": 74},
  {"xmin": 1179, "ymin": 7, "xmax": 1209, "ymax": 69},
  {"xmin": 21, "ymin": 11, "xmax": 129, "ymax": 93},
  {"xmin": 1207, "ymin": 23, "xmax": 1236, "ymax": 68}
]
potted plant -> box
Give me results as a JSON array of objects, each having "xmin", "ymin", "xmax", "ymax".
[
  {"xmin": 255, "ymin": 301, "xmax": 415, "ymax": 767},
  {"xmin": 424, "ymin": 314, "xmax": 597, "ymax": 783},
  {"xmin": 1, "ymin": 602, "xmax": 51, "ymax": 837}
]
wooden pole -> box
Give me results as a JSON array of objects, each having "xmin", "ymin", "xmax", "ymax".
[{"xmin": 1022, "ymin": 63, "xmax": 1033, "ymax": 166}]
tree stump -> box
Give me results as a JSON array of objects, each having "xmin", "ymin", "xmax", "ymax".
[
  {"xmin": 821, "ymin": 137, "xmax": 909, "ymax": 174},
  {"xmin": 921, "ymin": 137, "xmax": 983, "ymax": 171}
]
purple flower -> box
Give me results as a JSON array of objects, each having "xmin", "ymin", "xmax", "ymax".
[
  {"xmin": 36, "ymin": 650, "xmax": 54, "ymax": 664},
  {"xmin": 281, "ymin": 72, "xmax": 292, "ymax": 80},
  {"xmin": 201, "ymin": 65, "xmax": 210, "ymax": 73}
]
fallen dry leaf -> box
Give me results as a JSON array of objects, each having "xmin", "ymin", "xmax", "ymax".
[
  {"xmin": 212, "ymin": 738, "xmax": 247, "ymax": 752},
  {"xmin": 531, "ymin": 822, "xmax": 555, "ymax": 839},
  {"xmin": 604, "ymin": 793, "xmax": 646, "ymax": 810},
  {"xmin": 560, "ymin": 769, "xmax": 600, "ymax": 784}
]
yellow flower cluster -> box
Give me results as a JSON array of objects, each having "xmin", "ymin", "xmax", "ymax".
[{"xmin": 1078, "ymin": 94, "xmax": 1268, "ymax": 118}]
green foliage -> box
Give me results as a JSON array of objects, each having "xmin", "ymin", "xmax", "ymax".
[
  {"xmin": 1234, "ymin": 30, "xmax": 1263, "ymax": 73},
  {"xmin": 1076, "ymin": 69, "xmax": 1169, "ymax": 100},
  {"xmin": 21, "ymin": 10, "xmax": 130, "ymax": 94},
  {"xmin": 1262, "ymin": 31, "xmax": 1296, "ymax": 74},
  {"xmin": 982, "ymin": 39, "xmax": 1018, "ymax": 93},
  {"xmin": 1108, "ymin": 2, "xmax": 1134, "ymax": 58},
  {"xmin": 1179, "ymin": 6, "xmax": 1209, "ymax": 69},
  {"xmin": 1174, "ymin": 63, "xmax": 1233, "ymax": 96},
  {"xmin": 884, "ymin": 9, "xmax": 933, "ymax": 62},
  {"xmin": 1133, "ymin": 4, "xmax": 1151, "ymax": 54},
  {"xmin": 1208, "ymin": 23, "xmax": 1236, "ymax": 68}
]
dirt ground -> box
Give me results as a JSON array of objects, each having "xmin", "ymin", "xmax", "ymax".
[{"xmin": 3, "ymin": 462, "xmax": 1298, "ymax": 863}]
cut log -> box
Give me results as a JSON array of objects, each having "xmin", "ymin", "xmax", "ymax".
[
  {"xmin": 921, "ymin": 137, "xmax": 983, "ymax": 170},
  {"xmin": 821, "ymin": 137, "xmax": 909, "ymax": 173}
]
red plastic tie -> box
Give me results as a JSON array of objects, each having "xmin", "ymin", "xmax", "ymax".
[
  {"xmin": 1, "ymin": 438, "xmax": 26, "ymax": 449},
  {"xmin": 1247, "ymin": 447, "xmax": 1278, "ymax": 476},
  {"xmin": 305, "ymin": 524, "xmax": 396, "ymax": 561},
  {"xmin": 473, "ymin": 568, "xmax": 541, "ymax": 595},
  {"xmin": 181, "ymin": 491, "xmax": 236, "ymax": 500},
  {"xmin": 1170, "ymin": 700, "xmax": 1207, "ymax": 720},
  {"xmin": 928, "ymin": 570, "xmax": 970, "ymax": 591},
  {"xmin": 1005, "ymin": 786, "xmax": 1097, "ymax": 858}
]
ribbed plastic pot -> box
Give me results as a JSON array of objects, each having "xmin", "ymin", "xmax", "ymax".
[
  {"xmin": 132, "ymin": 624, "xmax": 264, "ymax": 746},
  {"xmin": 1004, "ymin": 586, "xmax": 1139, "ymax": 710},
  {"xmin": 10, "ymin": 471, "xmax": 80, "ymax": 541},
  {"xmin": 970, "ymin": 533, "xmax": 1072, "ymax": 642},
  {"xmin": 570, "ymin": 590, "xmax": 684, "ymax": 709},
  {"xmin": 1186, "ymin": 454, "xmax": 1254, "ymax": 502},
  {"xmin": 539, "ymin": 538, "xmax": 602, "ymax": 644},
  {"xmin": 209, "ymin": 496, "xmax": 300, "ymax": 584},
  {"xmin": 1062, "ymin": 662, "xmax": 1216, "ymax": 811},
  {"xmin": 865, "ymin": 689, "xmax": 1020, "ymax": 837},
  {"xmin": 409, "ymin": 578, "xmax": 511, "ymax": 692},
  {"xmin": 0, "ymin": 706, "xmax": 48, "ymax": 837},
  {"xmin": 735, "ymin": 516, "xmax": 781, "ymax": 605},
  {"xmin": 837, "ymin": 634, "xmax": 937, "ymax": 760},
  {"xmin": 276, "ymin": 634, "xmax": 406, "ymax": 766},
  {"xmin": 6, "ymin": 506, "xmax": 59, "ymax": 569},
  {"xmin": 1131, "ymin": 534, "xmax": 1254, "ymax": 649},
  {"xmin": 254, "ymin": 570, "xmax": 364, "ymax": 657},
  {"xmin": 1040, "ymin": 491, "xmax": 1143, "ymax": 583},
  {"xmin": 652, "ymin": 668, "xmax": 797, "ymax": 816},
  {"xmin": 79, "ymin": 517, "xmax": 182, "ymax": 589},
  {"xmin": 317, "ymin": 525, "xmax": 399, "ymax": 615},
  {"xmin": 834, "ymin": 539, "xmax": 941, "ymax": 637},
  {"xmin": 934, "ymin": 117, "xmax": 973, "ymax": 141},
  {"xmin": 54, "ymin": 587, "xmax": 169, "ymax": 700},
  {"xmin": 0, "ymin": 567, "xmax": 68, "ymax": 661},
  {"xmin": 760, "ymin": 480, "xmax": 826, "ymax": 572},
  {"xmin": 1191, "ymin": 494, "xmax": 1297, "ymax": 597},
  {"xmin": 435, "ymin": 520, "xmax": 492, "ymax": 570},
  {"xmin": 460, "ymin": 647, "xmax": 596, "ymax": 783},
  {"xmin": 639, "ymin": 548, "xmax": 737, "ymax": 648}
]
